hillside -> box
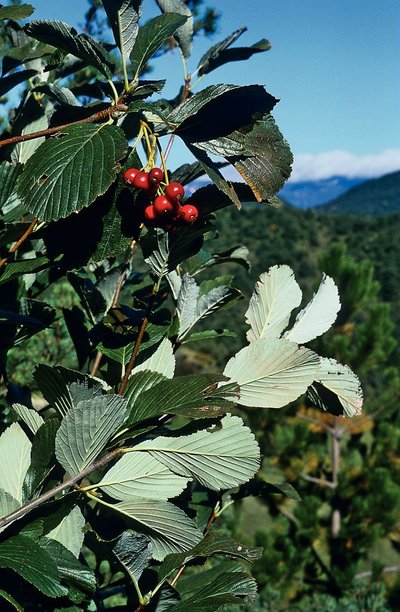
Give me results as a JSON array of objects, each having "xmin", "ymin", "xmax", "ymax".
[{"xmin": 316, "ymin": 170, "xmax": 400, "ymax": 215}]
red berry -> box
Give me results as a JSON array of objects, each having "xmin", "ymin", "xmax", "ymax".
[
  {"xmin": 133, "ymin": 171, "xmax": 151, "ymax": 191},
  {"xmin": 148, "ymin": 167, "xmax": 164, "ymax": 184},
  {"xmin": 153, "ymin": 195, "xmax": 177, "ymax": 216},
  {"xmin": 123, "ymin": 167, "xmax": 139, "ymax": 184},
  {"xmin": 165, "ymin": 182, "xmax": 185, "ymax": 201},
  {"xmin": 180, "ymin": 204, "xmax": 199, "ymax": 223},
  {"xmin": 144, "ymin": 205, "xmax": 157, "ymax": 221}
]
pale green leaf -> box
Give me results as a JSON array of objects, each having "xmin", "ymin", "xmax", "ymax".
[
  {"xmin": 0, "ymin": 4, "xmax": 34, "ymax": 20},
  {"xmin": 308, "ymin": 357, "xmax": 363, "ymax": 418},
  {"xmin": 12, "ymin": 403, "xmax": 44, "ymax": 434},
  {"xmin": 0, "ymin": 489, "xmax": 20, "ymax": 527},
  {"xmin": 0, "ymin": 424, "xmax": 31, "ymax": 503},
  {"xmin": 11, "ymin": 115, "xmax": 48, "ymax": 164},
  {"xmin": 55, "ymin": 395, "xmax": 127, "ymax": 476},
  {"xmin": 223, "ymin": 339, "xmax": 320, "ymax": 408},
  {"xmin": 132, "ymin": 338, "xmax": 175, "ymax": 378},
  {"xmin": 133, "ymin": 414, "xmax": 260, "ymax": 491},
  {"xmin": 177, "ymin": 274, "xmax": 200, "ymax": 338},
  {"xmin": 16, "ymin": 123, "xmax": 127, "ymax": 221},
  {"xmin": 109, "ymin": 498, "xmax": 202, "ymax": 560},
  {"xmin": 245, "ymin": 265, "xmax": 302, "ymax": 343},
  {"xmin": 156, "ymin": 0, "xmax": 193, "ymax": 59},
  {"xmin": 102, "ymin": 0, "xmax": 142, "ymax": 58},
  {"xmin": 46, "ymin": 506, "xmax": 85, "ymax": 558},
  {"xmin": 0, "ymin": 162, "xmax": 23, "ymax": 209},
  {"xmin": 284, "ymin": 274, "xmax": 340, "ymax": 344},
  {"xmin": 98, "ymin": 453, "xmax": 190, "ymax": 500}
]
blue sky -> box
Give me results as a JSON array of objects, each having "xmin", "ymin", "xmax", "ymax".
[{"xmin": 28, "ymin": 0, "xmax": 400, "ymax": 180}]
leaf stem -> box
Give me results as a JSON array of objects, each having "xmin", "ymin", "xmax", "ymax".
[
  {"xmin": 0, "ymin": 218, "xmax": 37, "ymax": 270},
  {"xmin": 0, "ymin": 448, "xmax": 124, "ymax": 531}
]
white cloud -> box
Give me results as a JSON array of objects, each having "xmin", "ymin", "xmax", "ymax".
[{"xmin": 289, "ymin": 149, "xmax": 400, "ymax": 182}]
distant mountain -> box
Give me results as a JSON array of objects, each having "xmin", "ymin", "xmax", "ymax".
[
  {"xmin": 278, "ymin": 176, "xmax": 365, "ymax": 209},
  {"xmin": 317, "ymin": 171, "xmax": 400, "ymax": 215}
]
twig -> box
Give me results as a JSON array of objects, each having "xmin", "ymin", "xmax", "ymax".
[
  {"xmin": 0, "ymin": 447, "xmax": 123, "ymax": 530},
  {"xmin": 0, "ymin": 103, "xmax": 128, "ymax": 150},
  {"xmin": 355, "ymin": 565, "xmax": 400, "ymax": 580},
  {"xmin": 0, "ymin": 217, "xmax": 38, "ymax": 270},
  {"xmin": 301, "ymin": 473, "xmax": 337, "ymax": 489}
]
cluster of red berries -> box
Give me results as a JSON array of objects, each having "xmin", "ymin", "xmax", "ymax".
[{"xmin": 123, "ymin": 167, "xmax": 199, "ymax": 227}]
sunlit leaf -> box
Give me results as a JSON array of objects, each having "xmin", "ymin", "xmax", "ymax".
[
  {"xmin": 284, "ymin": 274, "xmax": 340, "ymax": 344},
  {"xmin": 0, "ymin": 424, "xmax": 31, "ymax": 503},
  {"xmin": 308, "ymin": 357, "xmax": 363, "ymax": 417},
  {"xmin": 46, "ymin": 506, "xmax": 85, "ymax": 558},
  {"xmin": 245, "ymin": 266, "xmax": 302, "ymax": 342},
  {"xmin": 156, "ymin": 0, "xmax": 193, "ymax": 59},
  {"xmin": 102, "ymin": 0, "xmax": 142, "ymax": 58},
  {"xmin": 132, "ymin": 338, "xmax": 175, "ymax": 378},
  {"xmin": 224, "ymin": 339, "xmax": 320, "ymax": 408},
  {"xmin": 133, "ymin": 414, "xmax": 260, "ymax": 491}
]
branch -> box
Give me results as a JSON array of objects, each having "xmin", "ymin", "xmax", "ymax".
[
  {"xmin": 0, "ymin": 103, "xmax": 128, "ymax": 150},
  {"xmin": 0, "ymin": 218, "xmax": 37, "ymax": 270},
  {"xmin": 0, "ymin": 447, "xmax": 123, "ymax": 530},
  {"xmin": 301, "ymin": 473, "xmax": 337, "ymax": 489},
  {"xmin": 355, "ymin": 565, "xmax": 400, "ymax": 580}
]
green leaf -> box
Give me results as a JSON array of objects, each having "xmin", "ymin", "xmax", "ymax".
[
  {"xmin": 284, "ymin": 274, "xmax": 340, "ymax": 344},
  {"xmin": 308, "ymin": 357, "xmax": 363, "ymax": 418},
  {"xmin": 55, "ymin": 395, "xmax": 127, "ymax": 476},
  {"xmin": 132, "ymin": 338, "xmax": 175, "ymax": 378},
  {"xmin": 40, "ymin": 537, "xmax": 96, "ymax": 594},
  {"xmin": 158, "ymin": 530, "xmax": 262, "ymax": 583},
  {"xmin": 141, "ymin": 226, "xmax": 206, "ymax": 277},
  {"xmin": 156, "ymin": 0, "xmax": 193, "ymax": 59},
  {"xmin": 197, "ymin": 28, "xmax": 247, "ymax": 76},
  {"xmin": 169, "ymin": 84, "xmax": 241, "ymax": 126},
  {"xmin": 11, "ymin": 114, "xmax": 48, "ymax": 164},
  {"xmin": 130, "ymin": 12, "xmax": 187, "ymax": 78},
  {"xmin": 25, "ymin": 20, "xmax": 114, "ymax": 78},
  {"xmin": 223, "ymin": 339, "xmax": 320, "ymax": 408},
  {"xmin": 46, "ymin": 506, "xmax": 85, "ymax": 558},
  {"xmin": 33, "ymin": 364, "xmax": 73, "ymax": 416},
  {"xmin": 124, "ymin": 369, "xmax": 167, "ymax": 414},
  {"xmin": 0, "ymin": 424, "xmax": 31, "ymax": 503},
  {"xmin": 199, "ymin": 37, "xmax": 271, "ymax": 77},
  {"xmin": 133, "ymin": 414, "xmax": 260, "ymax": 491},
  {"xmin": 0, "ymin": 4, "xmax": 34, "ymax": 20},
  {"xmin": 245, "ymin": 265, "xmax": 302, "ymax": 343},
  {"xmin": 194, "ymin": 245, "xmax": 251, "ymax": 273},
  {"xmin": 0, "ymin": 534, "xmax": 66, "ymax": 597},
  {"xmin": 125, "ymin": 373, "xmax": 232, "ymax": 425},
  {"xmin": 90, "ymin": 183, "xmax": 133, "ymax": 262},
  {"xmin": 106, "ymin": 498, "xmax": 202, "ymax": 560},
  {"xmin": 0, "ymin": 257, "xmax": 50, "ymax": 286},
  {"xmin": 98, "ymin": 453, "xmax": 190, "ymax": 500},
  {"xmin": 194, "ymin": 113, "xmax": 293, "ymax": 202},
  {"xmin": 0, "ymin": 489, "xmax": 20, "ymax": 523},
  {"xmin": 12, "ymin": 403, "xmax": 44, "ymax": 434},
  {"xmin": 174, "ymin": 570, "xmax": 258, "ymax": 611},
  {"xmin": 182, "ymin": 329, "xmax": 236, "ymax": 344},
  {"xmin": 33, "ymin": 82, "xmax": 78, "ymax": 106},
  {"xmin": 112, "ymin": 530, "xmax": 152, "ymax": 581},
  {"xmin": 0, "ymin": 162, "xmax": 23, "ymax": 209},
  {"xmin": 0, "ymin": 69, "xmax": 37, "ymax": 96},
  {"xmin": 16, "ymin": 123, "xmax": 127, "ymax": 222},
  {"xmin": 23, "ymin": 418, "xmax": 60, "ymax": 500},
  {"xmin": 102, "ymin": 0, "xmax": 142, "ymax": 58},
  {"xmin": 176, "ymin": 274, "xmax": 200, "ymax": 338}
]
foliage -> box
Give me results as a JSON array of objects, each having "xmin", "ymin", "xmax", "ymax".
[{"xmin": 0, "ymin": 1, "xmax": 365, "ymax": 610}]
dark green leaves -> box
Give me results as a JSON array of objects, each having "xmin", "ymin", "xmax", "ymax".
[
  {"xmin": 194, "ymin": 113, "xmax": 293, "ymax": 202},
  {"xmin": 16, "ymin": 124, "xmax": 127, "ymax": 221},
  {"xmin": 130, "ymin": 12, "xmax": 188, "ymax": 79},
  {"xmin": 197, "ymin": 27, "xmax": 271, "ymax": 77},
  {"xmin": 25, "ymin": 20, "xmax": 114, "ymax": 78},
  {"xmin": 0, "ymin": 69, "xmax": 37, "ymax": 96},
  {"xmin": 102, "ymin": 0, "xmax": 142, "ymax": 59}
]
